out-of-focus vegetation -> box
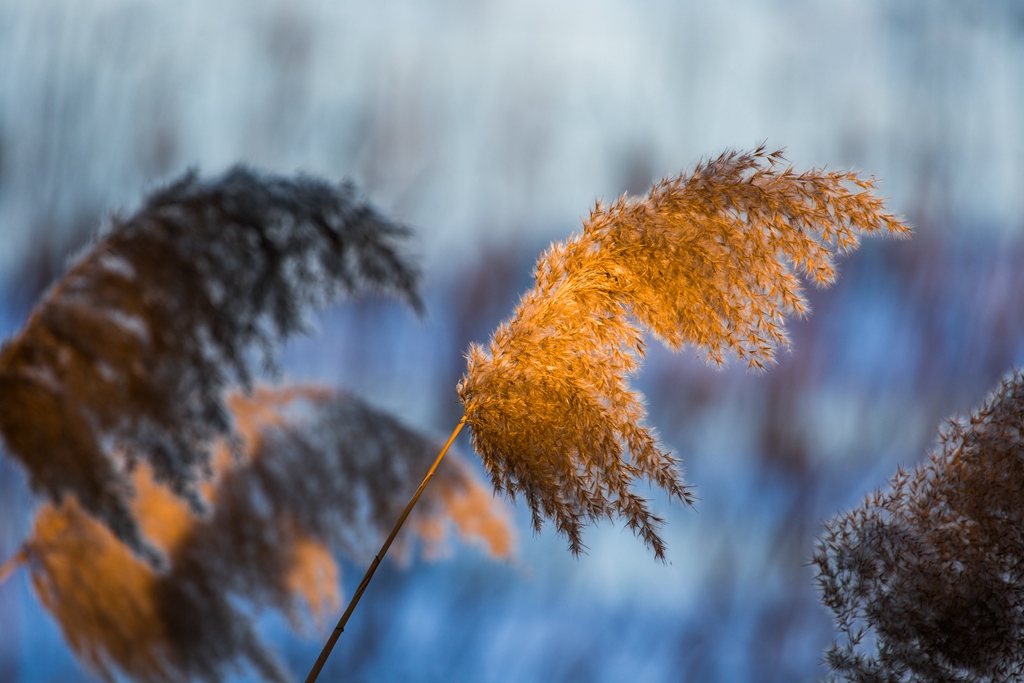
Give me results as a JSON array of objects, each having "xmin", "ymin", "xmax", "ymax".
[
  {"xmin": 0, "ymin": 167, "xmax": 514, "ymax": 683},
  {"xmin": 1, "ymin": 1, "xmax": 1023, "ymax": 682}
]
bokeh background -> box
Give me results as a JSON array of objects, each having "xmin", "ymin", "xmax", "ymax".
[{"xmin": 2, "ymin": 1, "xmax": 1024, "ymax": 681}]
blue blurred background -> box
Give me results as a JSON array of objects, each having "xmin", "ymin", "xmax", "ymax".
[{"xmin": 1, "ymin": 1, "xmax": 1023, "ymax": 681}]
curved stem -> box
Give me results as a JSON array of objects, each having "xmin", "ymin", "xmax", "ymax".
[
  {"xmin": 303, "ymin": 415, "xmax": 468, "ymax": 683},
  {"xmin": 0, "ymin": 548, "xmax": 27, "ymax": 588}
]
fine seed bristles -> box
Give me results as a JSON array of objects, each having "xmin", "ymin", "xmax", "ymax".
[
  {"xmin": 0, "ymin": 167, "xmax": 421, "ymax": 559},
  {"xmin": 458, "ymin": 146, "xmax": 910, "ymax": 559},
  {"xmin": 814, "ymin": 369, "xmax": 1024, "ymax": 682}
]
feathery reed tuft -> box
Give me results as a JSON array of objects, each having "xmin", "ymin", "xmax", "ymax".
[
  {"xmin": 814, "ymin": 369, "xmax": 1024, "ymax": 683},
  {"xmin": 0, "ymin": 167, "xmax": 420, "ymax": 559},
  {"xmin": 22, "ymin": 385, "xmax": 511, "ymax": 683},
  {"xmin": 459, "ymin": 146, "xmax": 909, "ymax": 558}
]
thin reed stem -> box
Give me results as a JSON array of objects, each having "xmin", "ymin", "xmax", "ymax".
[
  {"xmin": 303, "ymin": 415, "xmax": 468, "ymax": 683},
  {"xmin": 0, "ymin": 548, "xmax": 27, "ymax": 588}
]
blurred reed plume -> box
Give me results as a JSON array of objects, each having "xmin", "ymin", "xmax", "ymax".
[
  {"xmin": 458, "ymin": 146, "xmax": 909, "ymax": 558},
  {"xmin": 0, "ymin": 167, "xmax": 420, "ymax": 560},
  {"xmin": 815, "ymin": 369, "xmax": 1024, "ymax": 683},
  {"xmin": 22, "ymin": 386, "xmax": 511, "ymax": 683}
]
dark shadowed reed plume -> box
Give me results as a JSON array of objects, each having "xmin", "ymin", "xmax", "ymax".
[
  {"xmin": 458, "ymin": 146, "xmax": 910, "ymax": 559},
  {"xmin": 815, "ymin": 369, "xmax": 1024, "ymax": 683},
  {"xmin": 21, "ymin": 386, "xmax": 511, "ymax": 683},
  {"xmin": 0, "ymin": 167, "xmax": 420, "ymax": 560}
]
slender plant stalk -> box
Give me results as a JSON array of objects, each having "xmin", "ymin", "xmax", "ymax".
[
  {"xmin": 303, "ymin": 415, "xmax": 467, "ymax": 683},
  {"xmin": 0, "ymin": 548, "xmax": 27, "ymax": 588}
]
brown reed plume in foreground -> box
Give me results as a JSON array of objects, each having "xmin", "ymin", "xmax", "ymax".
[
  {"xmin": 0, "ymin": 167, "xmax": 420, "ymax": 561},
  {"xmin": 458, "ymin": 146, "xmax": 910, "ymax": 559},
  {"xmin": 19, "ymin": 386, "xmax": 511, "ymax": 683},
  {"xmin": 815, "ymin": 369, "xmax": 1024, "ymax": 683}
]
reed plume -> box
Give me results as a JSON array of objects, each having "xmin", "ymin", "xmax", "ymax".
[
  {"xmin": 814, "ymin": 369, "xmax": 1024, "ymax": 683},
  {"xmin": 0, "ymin": 167, "xmax": 420, "ymax": 560},
  {"xmin": 458, "ymin": 146, "xmax": 910, "ymax": 559},
  {"xmin": 21, "ymin": 385, "xmax": 511, "ymax": 683}
]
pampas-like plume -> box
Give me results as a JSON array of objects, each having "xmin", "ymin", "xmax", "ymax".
[
  {"xmin": 814, "ymin": 370, "xmax": 1024, "ymax": 683},
  {"xmin": 0, "ymin": 167, "xmax": 420, "ymax": 559},
  {"xmin": 458, "ymin": 147, "xmax": 909, "ymax": 559},
  {"xmin": 21, "ymin": 386, "xmax": 511, "ymax": 683}
]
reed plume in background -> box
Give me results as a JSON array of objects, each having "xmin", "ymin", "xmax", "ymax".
[
  {"xmin": 459, "ymin": 147, "xmax": 909, "ymax": 558},
  {"xmin": 815, "ymin": 369, "xmax": 1024, "ymax": 683},
  {"xmin": 22, "ymin": 386, "xmax": 511, "ymax": 683},
  {"xmin": 0, "ymin": 168, "xmax": 420, "ymax": 560}
]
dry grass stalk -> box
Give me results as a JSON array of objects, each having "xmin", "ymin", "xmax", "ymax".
[
  {"xmin": 22, "ymin": 386, "xmax": 511, "ymax": 683},
  {"xmin": 459, "ymin": 146, "xmax": 910, "ymax": 558},
  {"xmin": 0, "ymin": 167, "xmax": 420, "ymax": 560}
]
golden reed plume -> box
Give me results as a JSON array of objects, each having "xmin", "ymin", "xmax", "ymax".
[{"xmin": 458, "ymin": 146, "xmax": 910, "ymax": 559}]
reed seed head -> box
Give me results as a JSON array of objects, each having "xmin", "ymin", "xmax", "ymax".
[{"xmin": 459, "ymin": 146, "xmax": 910, "ymax": 559}]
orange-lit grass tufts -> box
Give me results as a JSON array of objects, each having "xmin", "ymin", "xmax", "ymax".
[
  {"xmin": 0, "ymin": 548, "xmax": 26, "ymax": 587},
  {"xmin": 20, "ymin": 386, "xmax": 511, "ymax": 683},
  {"xmin": 26, "ymin": 499, "xmax": 176, "ymax": 683},
  {"xmin": 414, "ymin": 455, "xmax": 515, "ymax": 560},
  {"xmin": 284, "ymin": 535, "xmax": 341, "ymax": 630},
  {"xmin": 458, "ymin": 146, "xmax": 910, "ymax": 559}
]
